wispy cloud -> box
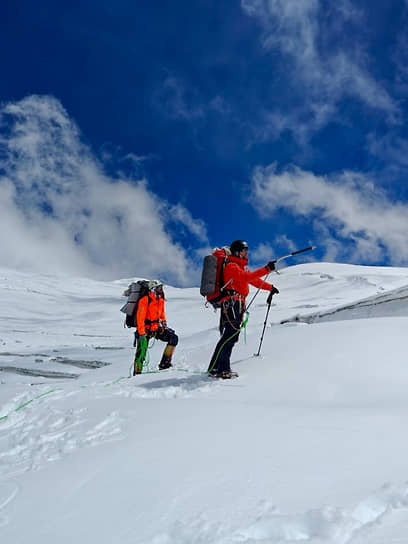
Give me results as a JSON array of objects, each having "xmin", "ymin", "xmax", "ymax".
[
  {"xmin": 367, "ymin": 132, "xmax": 408, "ymax": 169},
  {"xmin": 392, "ymin": 6, "xmax": 408, "ymax": 92},
  {"xmin": 331, "ymin": 0, "xmax": 363, "ymax": 22},
  {"xmin": 154, "ymin": 75, "xmax": 233, "ymax": 128},
  {"xmin": 249, "ymin": 164, "xmax": 408, "ymax": 265},
  {"xmin": 155, "ymin": 76, "xmax": 205, "ymax": 121},
  {"xmin": 0, "ymin": 95, "xmax": 208, "ymax": 285},
  {"xmin": 250, "ymin": 242, "xmax": 276, "ymax": 263},
  {"xmin": 241, "ymin": 0, "xmax": 399, "ymax": 142}
]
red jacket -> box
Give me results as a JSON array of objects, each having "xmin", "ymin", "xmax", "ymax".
[
  {"xmin": 223, "ymin": 255, "xmax": 273, "ymax": 298},
  {"xmin": 136, "ymin": 292, "xmax": 166, "ymax": 335}
]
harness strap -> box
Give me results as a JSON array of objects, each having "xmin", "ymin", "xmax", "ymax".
[
  {"xmin": 221, "ymin": 298, "xmax": 246, "ymax": 331},
  {"xmin": 145, "ymin": 318, "xmax": 160, "ymax": 325}
]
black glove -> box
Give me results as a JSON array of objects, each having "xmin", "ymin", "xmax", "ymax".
[
  {"xmin": 266, "ymin": 261, "xmax": 276, "ymax": 272},
  {"xmin": 266, "ymin": 287, "xmax": 279, "ymax": 305}
]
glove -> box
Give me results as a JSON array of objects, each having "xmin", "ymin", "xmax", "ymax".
[
  {"xmin": 157, "ymin": 321, "xmax": 167, "ymax": 334},
  {"xmin": 266, "ymin": 261, "xmax": 276, "ymax": 272},
  {"xmin": 266, "ymin": 287, "xmax": 279, "ymax": 305}
]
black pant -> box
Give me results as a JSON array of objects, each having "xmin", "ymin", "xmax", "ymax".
[
  {"xmin": 208, "ymin": 299, "xmax": 244, "ymax": 374},
  {"xmin": 154, "ymin": 327, "xmax": 178, "ymax": 346},
  {"xmin": 135, "ymin": 327, "xmax": 178, "ymax": 364}
]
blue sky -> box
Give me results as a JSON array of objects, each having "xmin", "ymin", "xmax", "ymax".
[{"xmin": 1, "ymin": 0, "xmax": 408, "ymax": 285}]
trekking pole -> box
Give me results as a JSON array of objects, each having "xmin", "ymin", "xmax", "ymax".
[{"xmin": 254, "ymin": 296, "xmax": 273, "ymax": 357}]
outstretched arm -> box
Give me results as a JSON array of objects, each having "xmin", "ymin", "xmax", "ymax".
[
  {"xmin": 250, "ymin": 277, "xmax": 273, "ymax": 291},
  {"xmin": 226, "ymin": 263, "xmax": 271, "ymax": 284}
]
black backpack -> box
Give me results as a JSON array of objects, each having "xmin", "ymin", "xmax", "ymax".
[{"xmin": 120, "ymin": 280, "xmax": 150, "ymax": 328}]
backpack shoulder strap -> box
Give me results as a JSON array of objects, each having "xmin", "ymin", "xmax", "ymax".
[{"xmin": 219, "ymin": 256, "xmax": 231, "ymax": 291}]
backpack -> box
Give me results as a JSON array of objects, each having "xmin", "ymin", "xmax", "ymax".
[
  {"xmin": 120, "ymin": 280, "xmax": 150, "ymax": 328},
  {"xmin": 200, "ymin": 246, "xmax": 232, "ymax": 308}
]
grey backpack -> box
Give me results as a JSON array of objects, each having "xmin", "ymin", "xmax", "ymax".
[{"xmin": 120, "ymin": 280, "xmax": 150, "ymax": 328}]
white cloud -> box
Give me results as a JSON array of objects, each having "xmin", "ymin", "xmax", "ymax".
[
  {"xmin": 168, "ymin": 203, "xmax": 208, "ymax": 243},
  {"xmin": 241, "ymin": 0, "xmax": 399, "ymax": 141},
  {"xmin": 249, "ymin": 164, "xmax": 408, "ymax": 265},
  {"xmin": 250, "ymin": 242, "xmax": 275, "ymax": 263},
  {"xmin": 0, "ymin": 95, "xmax": 208, "ymax": 285},
  {"xmin": 274, "ymin": 234, "xmax": 297, "ymax": 254},
  {"xmin": 252, "ymin": 102, "xmax": 337, "ymax": 146}
]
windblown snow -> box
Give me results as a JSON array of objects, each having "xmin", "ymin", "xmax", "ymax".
[{"xmin": 1, "ymin": 262, "xmax": 408, "ymax": 543}]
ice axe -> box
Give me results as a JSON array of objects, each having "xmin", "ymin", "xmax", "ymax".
[
  {"xmin": 254, "ymin": 245, "xmax": 316, "ymax": 356},
  {"xmin": 270, "ymin": 245, "xmax": 316, "ymax": 274}
]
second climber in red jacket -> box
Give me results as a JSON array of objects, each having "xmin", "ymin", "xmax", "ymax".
[{"xmin": 207, "ymin": 240, "xmax": 279, "ymax": 379}]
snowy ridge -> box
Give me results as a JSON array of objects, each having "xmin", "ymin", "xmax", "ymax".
[
  {"xmin": 1, "ymin": 263, "xmax": 408, "ymax": 543},
  {"xmin": 281, "ymin": 283, "xmax": 408, "ymax": 324}
]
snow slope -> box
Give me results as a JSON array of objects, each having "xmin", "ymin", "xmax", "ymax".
[{"xmin": 1, "ymin": 262, "xmax": 408, "ymax": 543}]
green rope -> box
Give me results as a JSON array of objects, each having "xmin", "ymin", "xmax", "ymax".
[
  {"xmin": 242, "ymin": 311, "xmax": 249, "ymax": 343},
  {"xmin": 129, "ymin": 335, "xmax": 152, "ymax": 377},
  {"xmin": 104, "ymin": 376, "xmax": 127, "ymax": 387},
  {"xmin": 0, "ymin": 389, "xmax": 57, "ymax": 422},
  {"xmin": 142, "ymin": 337, "xmax": 156, "ymax": 371},
  {"xmin": 206, "ymin": 268, "xmax": 271, "ymax": 374},
  {"xmin": 140, "ymin": 337, "xmax": 150, "ymax": 371}
]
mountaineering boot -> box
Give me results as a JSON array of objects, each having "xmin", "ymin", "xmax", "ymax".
[
  {"xmin": 220, "ymin": 370, "xmax": 239, "ymax": 379},
  {"xmin": 208, "ymin": 370, "xmax": 238, "ymax": 379},
  {"xmin": 158, "ymin": 344, "xmax": 175, "ymax": 370},
  {"xmin": 158, "ymin": 355, "xmax": 172, "ymax": 370},
  {"xmin": 133, "ymin": 359, "xmax": 143, "ymax": 376}
]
